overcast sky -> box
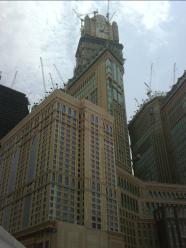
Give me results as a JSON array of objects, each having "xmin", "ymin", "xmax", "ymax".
[{"xmin": 1, "ymin": 1, "xmax": 186, "ymax": 120}]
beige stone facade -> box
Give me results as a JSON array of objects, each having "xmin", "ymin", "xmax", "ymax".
[
  {"xmin": 0, "ymin": 90, "xmax": 119, "ymax": 244},
  {"xmin": 67, "ymin": 49, "xmax": 131, "ymax": 173},
  {"xmin": 117, "ymin": 169, "xmax": 186, "ymax": 248}
]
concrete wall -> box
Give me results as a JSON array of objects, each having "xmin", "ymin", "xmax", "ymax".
[
  {"xmin": 0, "ymin": 226, "xmax": 25, "ymax": 248},
  {"xmin": 55, "ymin": 222, "xmax": 125, "ymax": 248}
]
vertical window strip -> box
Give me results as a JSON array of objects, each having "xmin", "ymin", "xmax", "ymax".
[
  {"xmin": 2, "ymin": 206, "xmax": 10, "ymax": 230},
  {"xmin": 7, "ymin": 149, "xmax": 20, "ymax": 194},
  {"xmin": 27, "ymin": 136, "xmax": 38, "ymax": 184},
  {"xmin": 22, "ymin": 195, "xmax": 32, "ymax": 228}
]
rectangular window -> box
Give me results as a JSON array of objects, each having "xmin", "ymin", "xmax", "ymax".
[{"xmin": 23, "ymin": 195, "xmax": 32, "ymax": 227}]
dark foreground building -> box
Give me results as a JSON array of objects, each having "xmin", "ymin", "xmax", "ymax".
[
  {"xmin": 0, "ymin": 84, "xmax": 29, "ymax": 139},
  {"xmin": 154, "ymin": 205, "xmax": 186, "ymax": 248}
]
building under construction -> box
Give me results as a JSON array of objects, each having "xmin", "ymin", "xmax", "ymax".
[{"xmin": 129, "ymin": 71, "xmax": 186, "ymax": 185}]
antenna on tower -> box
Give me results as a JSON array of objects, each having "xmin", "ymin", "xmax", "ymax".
[
  {"xmin": 40, "ymin": 57, "xmax": 47, "ymax": 93},
  {"xmin": 106, "ymin": 0, "xmax": 110, "ymax": 20},
  {"xmin": 173, "ymin": 62, "xmax": 176, "ymax": 84},
  {"xmin": 11, "ymin": 71, "xmax": 18, "ymax": 88},
  {"xmin": 106, "ymin": 0, "xmax": 116, "ymax": 23}
]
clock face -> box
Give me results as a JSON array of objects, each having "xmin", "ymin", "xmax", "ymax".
[{"xmin": 96, "ymin": 18, "xmax": 109, "ymax": 39}]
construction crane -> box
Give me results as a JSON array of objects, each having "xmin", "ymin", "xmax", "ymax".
[
  {"xmin": 73, "ymin": 9, "xmax": 98, "ymax": 32},
  {"xmin": 134, "ymin": 98, "xmax": 140, "ymax": 108},
  {"xmin": 106, "ymin": 0, "xmax": 117, "ymax": 23},
  {"xmin": 73, "ymin": 9, "xmax": 98, "ymax": 18},
  {"xmin": 40, "ymin": 57, "xmax": 47, "ymax": 93},
  {"xmin": 53, "ymin": 64, "xmax": 65, "ymax": 85},
  {"xmin": 11, "ymin": 71, "xmax": 18, "ymax": 88},
  {"xmin": 173, "ymin": 62, "xmax": 176, "ymax": 84},
  {"xmin": 144, "ymin": 63, "xmax": 153, "ymax": 97},
  {"xmin": 48, "ymin": 72, "xmax": 55, "ymax": 90},
  {"xmin": 109, "ymin": 11, "xmax": 117, "ymax": 23}
]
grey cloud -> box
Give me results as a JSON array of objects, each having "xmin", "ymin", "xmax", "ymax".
[{"xmin": 0, "ymin": 1, "xmax": 186, "ymax": 119}]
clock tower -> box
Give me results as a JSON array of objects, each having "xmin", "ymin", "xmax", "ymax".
[
  {"xmin": 84, "ymin": 14, "xmax": 119, "ymax": 41},
  {"xmin": 67, "ymin": 12, "xmax": 132, "ymax": 173},
  {"xmin": 74, "ymin": 12, "xmax": 123, "ymax": 75}
]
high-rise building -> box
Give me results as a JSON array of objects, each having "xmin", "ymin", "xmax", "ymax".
[
  {"xmin": 1, "ymin": 11, "xmax": 186, "ymax": 248},
  {"xmin": 0, "ymin": 90, "xmax": 120, "ymax": 246},
  {"xmin": 128, "ymin": 96, "xmax": 172, "ymax": 183},
  {"xmin": 67, "ymin": 13, "xmax": 131, "ymax": 173},
  {"xmin": 74, "ymin": 13, "xmax": 122, "ymax": 75},
  {"xmin": 161, "ymin": 71, "xmax": 186, "ymax": 184},
  {"xmin": 129, "ymin": 71, "xmax": 186, "ymax": 184},
  {"xmin": 0, "ymin": 85, "xmax": 29, "ymax": 140}
]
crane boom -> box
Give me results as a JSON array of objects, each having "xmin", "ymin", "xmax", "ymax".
[
  {"xmin": 49, "ymin": 72, "xmax": 55, "ymax": 89},
  {"xmin": 144, "ymin": 63, "xmax": 154, "ymax": 98},
  {"xmin": 134, "ymin": 98, "xmax": 140, "ymax": 107},
  {"xmin": 73, "ymin": 9, "xmax": 98, "ymax": 18},
  {"xmin": 173, "ymin": 62, "xmax": 176, "ymax": 84},
  {"xmin": 40, "ymin": 57, "xmax": 47, "ymax": 93},
  {"xmin": 73, "ymin": 9, "xmax": 98, "ymax": 34},
  {"xmin": 144, "ymin": 82, "xmax": 150, "ymax": 89},
  {"xmin": 11, "ymin": 71, "xmax": 18, "ymax": 88},
  {"xmin": 149, "ymin": 63, "xmax": 153, "ymax": 88},
  {"xmin": 53, "ymin": 64, "xmax": 64, "ymax": 84}
]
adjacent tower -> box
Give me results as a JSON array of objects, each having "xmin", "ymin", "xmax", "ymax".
[
  {"xmin": 128, "ymin": 96, "xmax": 172, "ymax": 183},
  {"xmin": 67, "ymin": 12, "xmax": 131, "ymax": 173},
  {"xmin": 161, "ymin": 71, "xmax": 186, "ymax": 184},
  {"xmin": 129, "ymin": 71, "xmax": 186, "ymax": 184}
]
